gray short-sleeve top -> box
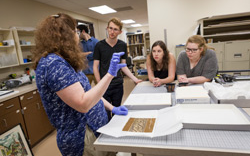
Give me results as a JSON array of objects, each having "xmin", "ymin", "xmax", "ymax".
[{"xmin": 176, "ymin": 49, "xmax": 218, "ymax": 80}]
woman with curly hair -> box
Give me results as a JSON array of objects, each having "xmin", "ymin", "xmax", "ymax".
[
  {"xmin": 146, "ymin": 40, "xmax": 176, "ymax": 87},
  {"xmin": 33, "ymin": 13, "xmax": 127, "ymax": 156}
]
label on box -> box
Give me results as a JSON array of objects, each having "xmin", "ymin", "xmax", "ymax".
[{"xmin": 176, "ymin": 98, "xmax": 210, "ymax": 104}]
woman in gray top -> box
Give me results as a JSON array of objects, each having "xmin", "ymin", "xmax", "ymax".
[{"xmin": 176, "ymin": 35, "xmax": 218, "ymax": 84}]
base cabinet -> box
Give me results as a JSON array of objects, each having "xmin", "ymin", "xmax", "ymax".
[
  {"xmin": 0, "ymin": 90, "xmax": 54, "ymax": 147},
  {"xmin": 22, "ymin": 99, "xmax": 54, "ymax": 146},
  {"xmin": 0, "ymin": 97, "xmax": 27, "ymax": 136},
  {"xmin": 0, "ymin": 109, "xmax": 26, "ymax": 136},
  {"xmin": 19, "ymin": 89, "xmax": 54, "ymax": 146}
]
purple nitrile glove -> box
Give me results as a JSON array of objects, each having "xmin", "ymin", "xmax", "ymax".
[
  {"xmin": 108, "ymin": 52, "xmax": 127, "ymax": 76},
  {"xmin": 112, "ymin": 105, "xmax": 128, "ymax": 115}
]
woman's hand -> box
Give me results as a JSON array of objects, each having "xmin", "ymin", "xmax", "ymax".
[
  {"xmin": 112, "ymin": 105, "xmax": 128, "ymax": 115},
  {"xmin": 108, "ymin": 52, "xmax": 127, "ymax": 76},
  {"xmin": 178, "ymin": 75, "xmax": 189, "ymax": 83},
  {"xmin": 152, "ymin": 77, "xmax": 162, "ymax": 87}
]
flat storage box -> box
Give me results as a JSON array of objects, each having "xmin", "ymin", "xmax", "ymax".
[
  {"xmin": 209, "ymin": 90, "xmax": 250, "ymax": 108},
  {"xmin": 176, "ymin": 86, "xmax": 210, "ymax": 104},
  {"xmin": 124, "ymin": 93, "xmax": 172, "ymax": 110}
]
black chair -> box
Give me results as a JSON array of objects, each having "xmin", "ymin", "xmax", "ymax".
[{"xmin": 126, "ymin": 56, "xmax": 134, "ymax": 74}]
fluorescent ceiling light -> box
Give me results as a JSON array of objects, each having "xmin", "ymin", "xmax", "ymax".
[
  {"xmin": 121, "ymin": 19, "xmax": 135, "ymax": 24},
  {"xmin": 89, "ymin": 5, "xmax": 116, "ymax": 14},
  {"xmin": 131, "ymin": 24, "xmax": 142, "ymax": 27}
]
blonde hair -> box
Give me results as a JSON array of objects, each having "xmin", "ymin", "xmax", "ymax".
[
  {"xmin": 186, "ymin": 35, "xmax": 214, "ymax": 56},
  {"xmin": 108, "ymin": 17, "xmax": 123, "ymax": 30}
]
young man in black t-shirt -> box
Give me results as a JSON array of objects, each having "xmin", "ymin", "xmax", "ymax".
[{"xmin": 93, "ymin": 17, "xmax": 142, "ymax": 120}]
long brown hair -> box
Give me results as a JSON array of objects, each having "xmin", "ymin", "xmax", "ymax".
[
  {"xmin": 32, "ymin": 13, "xmax": 86, "ymax": 71},
  {"xmin": 150, "ymin": 40, "xmax": 170, "ymax": 71}
]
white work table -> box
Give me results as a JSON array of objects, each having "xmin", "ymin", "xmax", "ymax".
[{"xmin": 94, "ymin": 81, "xmax": 250, "ymax": 156}]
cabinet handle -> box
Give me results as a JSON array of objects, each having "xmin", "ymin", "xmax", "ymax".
[
  {"xmin": 234, "ymin": 54, "xmax": 242, "ymax": 58},
  {"xmin": 37, "ymin": 103, "xmax": 40, "ymax": 109},
  {"xmin": 2, "ymin": 119, "xmax": 7, "ymax": 127},
  {"xmin": 27, "ymin": 96, "xmax": 33, "ymax": 100},
  {"xmin": 0, "ymin": 103, "xmax": 3, "ymax": 107},
  {"xmin": 5, "ymin": 104, "xmax": 14, "ymax": 109},
  {"xmin": 20, "ymin": 96, "xmax": 24, "ymax": 101}
]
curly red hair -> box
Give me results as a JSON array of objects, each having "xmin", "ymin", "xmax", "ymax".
[{"xmin": 32, "ymin": 13, "xmax": 86, "ymax": 71}]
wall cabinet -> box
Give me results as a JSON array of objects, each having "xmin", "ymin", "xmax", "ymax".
[
  {"xmin": 200, "ymin": 12, "xmax": 250, "ymax": 43},
  {"xmin": 0, "ymin": 28, "xmax": 35, "ymax": 69},
  {"xmin": 0, "ymin": 90, "xmax": 54, "ymax": 147},
  {"xmin": 13, "ymin": 28, "xmax": 35, "ymax": 65},
  {"xmin": 0, "ymin": 29, "xmax": 19, "ymax": 68},
  {"xmin": 127, "ymin": 33, "xmax": 150, "ymax": 58}
]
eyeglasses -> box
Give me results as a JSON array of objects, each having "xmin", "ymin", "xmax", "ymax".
[
  {"xmin": 185, "ymin": 48, "xmax": 199, "ymax": 53},
  {"xmin": 76, "ymin": 30, "xmax": 81, "ymax": 36},
  {"xmin": 107, "ymin": 27, "xmax": 120, "ymax": 32}
]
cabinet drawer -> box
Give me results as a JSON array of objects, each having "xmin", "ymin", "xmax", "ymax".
[
  {"xmin": 0, "ymin": 97, "xmax": 20, "ymax": 116},
  {"xmin": 208, "ymin": 42, "xmax": 224, "ymax": 62},
  {"xmin": 19, "ymin": 90, "xmax": 40, "ymax": 107},
  {"xmin": 0, "ymin": 109, "xmax": 27, "ymax": 137},
  {"xmin": 218, "ymin": 62, "xmax": 223, "ymax": 71},
  {"xmin": 224, "ymin": 61, "xmax": 250, "ymax": 75},
  {"xmin": 225, "ymin": 41, "xmax": 250, "ymax": 62}
]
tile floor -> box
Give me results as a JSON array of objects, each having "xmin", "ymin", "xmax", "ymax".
[{"xmin": 32, "ymin": 76, "xmax": 136, "ymax": 156}]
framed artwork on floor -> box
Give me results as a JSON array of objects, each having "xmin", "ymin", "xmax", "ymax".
[{"xmin": 0, "ymin": 124, "xmax": 33, "ymax": 156}]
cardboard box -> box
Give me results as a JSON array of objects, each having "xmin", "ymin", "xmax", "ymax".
[{"xmin": 176, "ymin": 86, "xmax": 210, "ymax": 104}]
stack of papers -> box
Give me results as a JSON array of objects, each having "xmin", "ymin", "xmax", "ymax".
[{"xmin": 175, "ymin": 86, "xmax": 210, "ymax": 104}]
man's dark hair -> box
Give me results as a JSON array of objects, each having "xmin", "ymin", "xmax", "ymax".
[{"xmin": 77, "ymin": 25, "xmax": 89, "ymax": 34}]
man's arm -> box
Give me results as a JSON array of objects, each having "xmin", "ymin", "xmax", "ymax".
[
  {"xmin": 93, "ymin": 60, "xmax": 101, "ymax": 83},
  {"xmin": 121, "ymin": 59, "xmax": 142, "ymax": 83}
]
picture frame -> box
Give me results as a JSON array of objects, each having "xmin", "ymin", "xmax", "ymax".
[{"xmin": 0, "ymin": 124, "xmax": 33, "ymax": 156}]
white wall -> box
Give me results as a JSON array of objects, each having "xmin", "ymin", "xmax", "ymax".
[
  {"xmin": 127, "ymin": 26, "xmax": 149, "ymax": 33},
  {"xmin": 0, "ymin": 0, "xmax": 107, "ymax": 40},
  {"xmin": 0, "ymin": 0, "xmax": 111, "ymax": 80},
  {"xmin": 147, "ymin": 0, "xmax": 250, "ymax": 56}
]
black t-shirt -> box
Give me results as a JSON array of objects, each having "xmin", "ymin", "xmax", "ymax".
[
  {"xmin": 94, "ymin": 39, "xmax": 127, "ymax": 86},
  {"xmin": 154, "ymin": 70, "xmax": 169, "ymax": 79},
  {"xmin": 154, "ymin": 69, "xmax": 177, "ymax": 80}
]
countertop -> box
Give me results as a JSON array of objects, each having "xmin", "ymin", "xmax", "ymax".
[{"xmin": 0, "ymin": 82, "xmax": 37, "ymax": 102}]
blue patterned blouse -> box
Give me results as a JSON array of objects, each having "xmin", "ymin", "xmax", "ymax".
[{"xmin": 35, "ymin": 53, "xmax": 108, "ymax": 156}]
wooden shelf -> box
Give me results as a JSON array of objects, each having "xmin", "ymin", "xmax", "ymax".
[
  {"xmin": 0, "ymin": 29, "xmax": 19, "ymax": 68},
  {"xmin": 13, "ymin": 28, "xmax": 35, "ymax": 64},
  {"xmin": 20, "ymin": 44, "xmax": 36, "ymax": 47},
  {"xmin": 0, "ymin": 45, "xmax": 15, "ymax": 48},
  {"xmin": 200, "ymin": 12, "xmax": 250, "ymax": 42},
  {"xmin": 0, "ymin": 63, "xmax": 19, "ymax": 69},
  {"xmin": 204, "ymin": 21, "xmax": 250, "ymax": 29},
  {"xmin": 204, "ymin": 31, "xmax": 250, "ymax": 37},
  {"xmin": 128, "ymin": 43, "xmax": 144, "ymax": 46},
  {"xmin": 127, "ymin": 33, "xmax": 150, "ymax": 58}
]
